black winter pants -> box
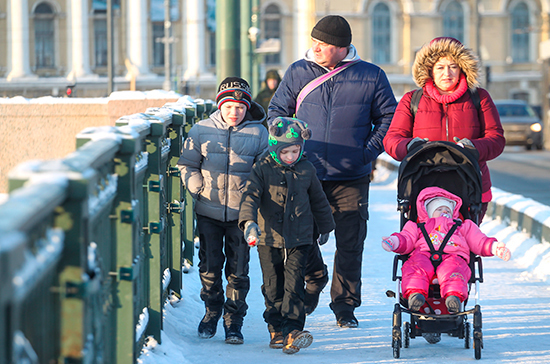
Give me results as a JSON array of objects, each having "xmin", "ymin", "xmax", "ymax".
[
  {"xmin": 196, "ymin": 214, "xmax": 250, "ymax": 326},
  {"xmin": 257, "ymin": 244, "xmax": 309, "ymax": 336},
  {"xmin": 305, "ymin": 175, "xmax": 370, "ymax": 315}
]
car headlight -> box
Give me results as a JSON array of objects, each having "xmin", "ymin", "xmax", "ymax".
[{"xmin": 530, "ymin": 123, "xmax": 542, "ymax": 132}]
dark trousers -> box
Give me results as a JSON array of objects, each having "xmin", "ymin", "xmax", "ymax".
[
  {"xmin": 306, "ymin": 175, "xmax": 370, "ymax": 315},
  {"xmin": 196, "ymin": 214, "xmax": 250, "ymax": 326},
  {"xmin": 257, "ymin": 244, "xmax": 309, "ymax": 336}
]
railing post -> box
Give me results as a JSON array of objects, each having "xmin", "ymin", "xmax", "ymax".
[
  {"xmin": 181, "ymin": 105, "xmax": 197, "ymax": 267},
  {"xmin": 77, "ymin": 124, "xmax": 150, "ymax": 363},
  {"xmin": 162, "ymin": 102, "xmax": 188, "ymax": 295},
  {"xmin": 117, "ymin": 112, "xmax": 173, "ymax": 343}
]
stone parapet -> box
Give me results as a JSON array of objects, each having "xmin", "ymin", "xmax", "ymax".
[{"xmin": 0, "ymin": 91, "xmax": 180, "ymax": 193}]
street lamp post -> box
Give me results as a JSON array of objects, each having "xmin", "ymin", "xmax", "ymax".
[{"xmin": 162, "ymin": 0, "xmax": 172, "ymax": 91}]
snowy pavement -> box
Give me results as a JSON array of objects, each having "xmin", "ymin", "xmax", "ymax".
[{"xmin": 138, "ymin": 165, "xmax": 550, "ymax": 364}]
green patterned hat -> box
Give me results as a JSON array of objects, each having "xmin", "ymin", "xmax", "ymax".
[{"xmin": 268, "ymin": 117, "xmax": 311, "ymax": 166}]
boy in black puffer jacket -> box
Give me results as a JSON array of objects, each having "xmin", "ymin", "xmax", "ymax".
[{"xmin": 239, "ymin": 117, "xmax": 335, "ymax": 354}]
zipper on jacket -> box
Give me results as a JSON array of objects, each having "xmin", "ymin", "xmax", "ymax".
[
  {"xmin": 323, "ymin": 78, "xmax": 333, "ymax": 176},
  {"xmin": 224, "ymin": 127, "xmax": 232, "ymax": 221},
  {"xmin": 444, "ymin": 103, "xmax": 449, "ymax": 141}
]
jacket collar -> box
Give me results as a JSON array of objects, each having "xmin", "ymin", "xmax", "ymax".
[{"xmin": 304, "ymin": 44, "xmax": 360, "ymax": 71}]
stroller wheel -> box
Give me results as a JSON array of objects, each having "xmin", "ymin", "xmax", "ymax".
[
  {"xmin": 464, "ymin": 322, "xmax": 470, "ymax": 349},
  {"xmin": 474, "ymin": 336, "xmax": 482, "ymax": 359},
  {"xmin": 404, "ymin": 322, "xmax": 410, "ymax": 348},
  {"xmin": 392, "ymin": 337, "xmax": 400, "ymax": 359},
  {"xmin": 422, "ymin": 332, "xmax": 441, "ymax": 344}
]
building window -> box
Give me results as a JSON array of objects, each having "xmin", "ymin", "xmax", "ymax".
[
  {"xmin": 152, "ymin": 22, "xmax": 165, "ymax": 67},
  {"xmin": 94, "ymin": 19, "xmax": 108, "ymax": 67},
  {"xmin": 443, "ymin": 1, "xmax": 464, "ymax": 42},
  {"xmin": 511, "ymin": 2, "xmax": 530, "ymax": 63},
  {"xmin": 372, "ymin": 3, "xmax": 391, "ymax": 64},
  {"xmin": 263, "ymin": 4, "xmax": 281, "ymax": 65},
  {"xmin": 34, "ymin": 3, "xmax": 55, "ymax": 69}
]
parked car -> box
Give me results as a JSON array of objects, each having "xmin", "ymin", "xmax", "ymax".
[{"xmin": 494, "ymin": 99, "xmax": 544, "ymax": 150}]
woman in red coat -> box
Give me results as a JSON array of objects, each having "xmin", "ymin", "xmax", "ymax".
[{"xmin": 383, "ymin": 37, "xmax": 505, "ymax": 219}]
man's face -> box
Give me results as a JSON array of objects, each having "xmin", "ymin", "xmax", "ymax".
[{"xmin": 311, "ymin": 38, "xmax": 348, "ymax": 69}]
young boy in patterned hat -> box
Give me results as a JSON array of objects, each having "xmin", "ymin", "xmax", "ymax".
[
  {"xmin": 239, "ymin": 117, "xmax": 335, "ymax": 354},
  {"xmin": 177, "ymin": 77, "xmax": 268, "ymax": 344}
]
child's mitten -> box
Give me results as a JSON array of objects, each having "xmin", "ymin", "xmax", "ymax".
[
  {"xmin": 244, "ymin": 221, "xmax": 261, "ymax": 247},
  {"xmin": 492, "ymin": 241, "xmax": 511, "ymax": 261},
  {"xmin": 381, "ymin": 236, "xmax": 399, "ymax": 252}
]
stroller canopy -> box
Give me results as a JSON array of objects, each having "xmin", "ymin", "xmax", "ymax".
[{"xmin": 397, "ymin": 141, "xmax": 483, "ymax": 224}]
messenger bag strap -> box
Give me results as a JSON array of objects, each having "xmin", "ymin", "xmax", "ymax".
[{"xmin": 295, "ymin": 59, "xmax": 360, "ymax": 113}]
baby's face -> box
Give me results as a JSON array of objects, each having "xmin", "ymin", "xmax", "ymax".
[{"xmin": 432, "ymin": 206, "xmax": 452, "ymax": 218}]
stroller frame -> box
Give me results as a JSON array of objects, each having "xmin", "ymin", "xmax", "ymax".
[
  {"xmin": 391, "ymin": 254, "xmax": 484, "ymax": 359},
  {"xmin": 389, "ymin": 141, "xmax": 486, "ymax": 360}
]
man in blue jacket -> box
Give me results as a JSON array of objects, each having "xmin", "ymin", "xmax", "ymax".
[{"xmin": 268, "ymin": 15, "xmax": 397, "ymax": 328}]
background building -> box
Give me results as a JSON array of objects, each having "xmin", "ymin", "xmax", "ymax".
[{"xmin": 0, "ymin": 0, "xmax": 549, "ymax": 106}]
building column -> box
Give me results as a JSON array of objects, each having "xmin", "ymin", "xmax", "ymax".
[
  {"xmin": 183, "ymin": 0, "xmax": 209, "ymax": 80},
  {"xmin": 293, "ymin": 0, "xmax": 315, "ymax": 61},
  {"xmin": 7, "ymin": 0, "xmax": 33, "ymax": 80},
  {"xmin": 67, "ymin": 0, "xmax": 92, "ymax": 79},
  {"xmin": 126, "ymin": 0, "xmax": 151, "ymax": 76}
]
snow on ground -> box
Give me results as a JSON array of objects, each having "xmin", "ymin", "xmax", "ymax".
[{"xmin": 138, "ymin": 165, "xmax": 550, "ymax": 364}]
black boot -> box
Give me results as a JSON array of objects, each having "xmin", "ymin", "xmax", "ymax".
[
  {"xmin": 223, "ymin": 323, "xmax": 244, "ymax": 344},
  {"xmin": 304, "ymin": 290, "xmax": 320, "ymax": 316},
  {"xmin": 197, "ymin": 309, "xmax": 222, "ymax": 339},
  {"xmin": 224, "ymin": 323, "xmax": 244, "ymax": 344}
]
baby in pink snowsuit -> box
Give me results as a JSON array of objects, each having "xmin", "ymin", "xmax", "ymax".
[{"xmin": 382, "ymin": 186, "xmax": 511, "ymax": 313}]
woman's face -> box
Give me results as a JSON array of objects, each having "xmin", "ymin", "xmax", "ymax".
[{"xmin": 432, "ymin": 57, "xmax": 461, "ymax": 94}]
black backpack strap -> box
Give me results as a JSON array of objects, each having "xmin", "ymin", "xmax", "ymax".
[
  {"xmin": 411, "ymin": 88, "xmax": 480, "ymax": 119},
  {"xmin": 417, "ymin": 220, "xmax": 463, "ymax": 269},
  {"xmin": 468, "ymin": 88, "xmax": 481, "ymax": 115},
  {"xmin": 409, "ymin": 88, "xmax": 423, "ymax": 118}
]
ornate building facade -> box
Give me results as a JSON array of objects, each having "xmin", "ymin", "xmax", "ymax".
[{"xmin": 0, "ymin": 0, "xmax": 548, "ymax": 104}]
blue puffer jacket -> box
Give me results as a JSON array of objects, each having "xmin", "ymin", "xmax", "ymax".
[{"xmin": 268, "ymin": 45, "xmax": 397, "ymax": 181}]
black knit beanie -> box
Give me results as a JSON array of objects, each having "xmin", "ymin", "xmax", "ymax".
[
  {"xmin": 216, "ymin": 77, "xmax": 252, "ymax": 110},
  {"xmin": 311, "ymin": 15, "xmax": 352, "ymax": 47},
  {"xmin": 268, "ymin": 117, "xmax": 312, "ymax": 167}
]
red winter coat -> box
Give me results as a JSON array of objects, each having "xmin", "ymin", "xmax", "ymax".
[{"xmin": 384, "ymin": 88, "xmax": 505, "ymax": 201}]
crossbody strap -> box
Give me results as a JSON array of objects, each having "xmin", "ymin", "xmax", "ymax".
[{"xmin": 296, "ymin": 59, "xmax": 360, "ymax": 113}]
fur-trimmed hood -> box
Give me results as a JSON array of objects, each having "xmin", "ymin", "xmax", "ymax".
[{"xmin": 412, "ymin": 37, "xmax": 480, "ymax": 90}]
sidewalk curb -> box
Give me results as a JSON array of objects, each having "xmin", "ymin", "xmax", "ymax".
[{"xmin": 376, "ymin": 153, "xmax": 550, "ymax": 245}]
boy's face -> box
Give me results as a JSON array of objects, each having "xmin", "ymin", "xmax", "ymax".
[
  {"xmin": 432, "ymin": 206, "xmax": 452, "ymax": 218},
  {"xmin": 220, "ymin": 101, "xmax": 247, "ymax": 126},
  {"xmin": 279, "ymin": 144, "xmax": 301, "ymax": 165}
]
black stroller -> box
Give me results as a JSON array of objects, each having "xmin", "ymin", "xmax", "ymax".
[{"xmin": 389, "ymin": 141, "xmax": 485, "ymax": 360}]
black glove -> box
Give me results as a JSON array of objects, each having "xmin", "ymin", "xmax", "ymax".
[
  {"xmin": 453, "ymin": 136, "xmax": 474, "ymax": 148},
  {"xmin": 318, "ymin": 233, "xmax": 330, "ymax": 246},
  {"xmin": 407, "ymin": 137, "xmax": 428, "ymax": 151},
  {"xmin": 244, "ymin": 221, "xmax": 261, "ymax": 247}
]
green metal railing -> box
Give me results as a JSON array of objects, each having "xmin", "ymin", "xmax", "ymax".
[{"xmin": 0, "ymin": 96, "xmax": 215, "ymax": 364}]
